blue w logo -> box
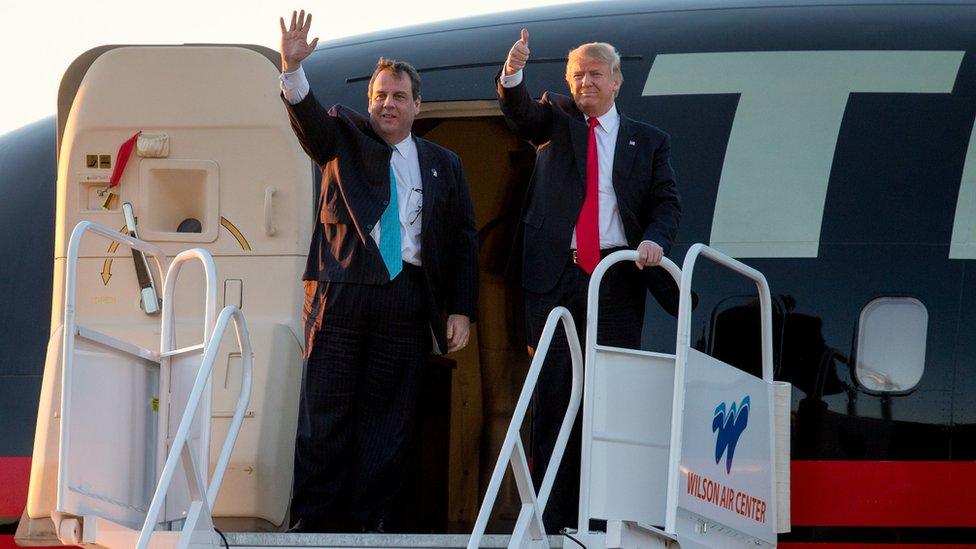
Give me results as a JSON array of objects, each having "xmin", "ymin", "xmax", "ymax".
[{"xmin": 712, "ymin": 396, "xmax": 750, "ymax": 474}]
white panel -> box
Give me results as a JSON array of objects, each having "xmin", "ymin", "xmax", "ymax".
[
  {"xmin": 60, "ymin": 334, "xmax": 158, "ymax": 529},
  {"xmin": 773, "ymin": 381, "xmax": 791, "ymax": 533},
  {"xmin": 210, "ymin": 322, "xmax": 303, "ymax": 526},
  {"xmin": 677, "ymin": 348, "xmax": 775, "ymax": 545},
  {"xmin": 856, "ymin": 297, "xmax": 928, "ymax": 392},
  {"xmin": 644, "ymin": 51, "xmax": 963, "ymax": 258},
  {"xmin": 587, "ymin": 347, "xmax": 674, "ymax": 524}
]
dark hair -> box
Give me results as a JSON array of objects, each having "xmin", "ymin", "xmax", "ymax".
[{"xmin": 367, "ymin": 57, "xmax": 422, "ymax": 101}]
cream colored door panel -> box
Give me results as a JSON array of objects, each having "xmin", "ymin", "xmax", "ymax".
[
  {"xmin": 27, "ymin": 44, "xmax": 311, "ymax": 531},
  {"xmin": 55, "ymin": 45, "xmax": 312, "ymax": 260},
  {"xmin": 210, "ymin": 322, "xmax": 303, "ymax": 527}
]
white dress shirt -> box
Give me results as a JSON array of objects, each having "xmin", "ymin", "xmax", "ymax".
[
  {"xmin": 281, "ymin": 66, "xmax": 424, "ymax": 265},
  {"xmin": 383, "ymin": 136, "xmax": 424, "ymax": 266},
  {"xmin": 500, "ymin": 69, "xmax": 630, "ymax": 250},
  {"xmin": 280, "ymin": 65, "xmax": 311, "ymax": 104}
]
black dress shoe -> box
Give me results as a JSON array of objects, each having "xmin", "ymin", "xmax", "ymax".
[{"xmin": 288, "ymin": 518, "xmax": 312, "ymax": 533}]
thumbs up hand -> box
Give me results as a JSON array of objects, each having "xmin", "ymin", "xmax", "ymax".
[{"xmin": 504, "ymin": 28, "xmax": 530, "ymax": 76}]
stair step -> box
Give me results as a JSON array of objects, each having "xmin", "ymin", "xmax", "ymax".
[{"xmin": 224, "ymin": 533, "xmax": 567, "ymax": 548}]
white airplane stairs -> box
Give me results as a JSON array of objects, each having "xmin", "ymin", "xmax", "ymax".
[
  {"xmin": 468, "ymin": 244, "xmax": 792, "ymax": 549},
  {"xmin": 44, "ymin": 232, "xmax": 789, "ymax": 549},
  {"xmin": 52, "ymin": 221, "xmax": 253, "ymax": 549}
]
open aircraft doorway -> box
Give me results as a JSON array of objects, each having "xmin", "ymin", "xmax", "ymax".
[{"xmin": 411, "ymin": 103, "xmax": 538, "ymax": 534}]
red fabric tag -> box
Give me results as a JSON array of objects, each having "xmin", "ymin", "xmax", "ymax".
[{"xmin": 108, "ymin": 131, "xmax": 141, "ymax": 188}]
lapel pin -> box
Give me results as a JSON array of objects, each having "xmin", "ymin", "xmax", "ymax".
[
  {"xmin": 629, "ymin": 140, "xmax": 636, "ymax": 146},
  {"xmin": 432, "ymin": 168, "xmax": 438, "ymax": 177}
]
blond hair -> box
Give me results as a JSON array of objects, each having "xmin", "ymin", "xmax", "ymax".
[{"xmin": 566, "ymin": 42, "xmax": 623, "ymax": 89}]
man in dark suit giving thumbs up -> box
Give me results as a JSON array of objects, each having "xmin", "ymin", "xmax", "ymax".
[{"xmin": 497, "ymin": 28, "xmax": 681, "ymax": 531}]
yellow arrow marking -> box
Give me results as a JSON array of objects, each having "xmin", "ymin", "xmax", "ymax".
[
  {"xmin": 221, "ymin": 217, "xmax": 251, "ymax": 251},
  {"xmin": 101, "ymin": 225, "xmax": 129, "ymax": 285},
  {"xmin": 101, "ymin": 259, "xmax": 112, "ymax": 285},
  {"xmin": 107, "ymin": 224, "xmax": 127, "ymax": 254}
]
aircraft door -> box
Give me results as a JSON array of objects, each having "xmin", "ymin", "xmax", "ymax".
[{"xmin": 27, "ymin": 44, "xmax": 312, "ymax": 535}]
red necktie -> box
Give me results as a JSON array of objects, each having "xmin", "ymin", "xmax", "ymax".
[{"xmin": 575, "ymin": 117, "xmax": 600, "ymax": 273}]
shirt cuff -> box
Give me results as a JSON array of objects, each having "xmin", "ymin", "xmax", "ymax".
[
  {"xmin": 280, "ymin": 65, "xmax": 310, "ymax": 104},
  {"xmin": 499, "ymin": 68, "xmax": 523, "ymax": 88}
]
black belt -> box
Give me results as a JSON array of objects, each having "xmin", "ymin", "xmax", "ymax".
[{"xmin": 570, "ymin": 246, "xmax": 629, "ymax": 265}]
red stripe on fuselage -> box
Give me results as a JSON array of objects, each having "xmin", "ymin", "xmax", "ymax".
[
  {"xmin": 776, "ymin": 541, "xmax": 976, "ymax": 549},
  {"xmin": 0, "ymin": 457, "xmax": 29, "ymax": 519},
  {"xmin": 3, "ymin": 457, "xmax": 976, "ymax": 533},
  {"xmin": 792, "ymin": 460, "xmax": 976, "ymax": 527}
]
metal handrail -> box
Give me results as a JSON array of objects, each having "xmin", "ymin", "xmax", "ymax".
[
  {"xmin": 137, "ymin": 305, "xmax": 253, "ymax": 549},
  {"xmin": 57, "ymin": 221, "xmax": 168, "ymax": 512},
  {"xmin": 578, "ymin": 251, "xmax": 682, "ymax": 529},
  {"xmin": 468, "ymin": 306, "xmax": 582, "ymax": 549},
  {"xmin": 156, "ymin": 249, "xmax": 219, "ymax": 492},
  {"xmin": 663, "ymin": 243, "xmax": 774, "ymax": 533},
  {"xmin": 57, "ymin": 222, "xmax": 253, "ymax": 548}
]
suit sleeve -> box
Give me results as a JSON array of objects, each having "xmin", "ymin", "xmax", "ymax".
[
  {"xmin": 496, "ymin": 72, "xmax": 552, "ymax": 146},
  {"xmin": 282, "ymin": 90, "xmax": 339, "ymax": 166},
  {"xmin": 641, "ymin": 134, "xmax": 682, "ymax": 254},
  {"xmin": 448, "ymin": 155, "xmax": 479, "ymax": 321}
]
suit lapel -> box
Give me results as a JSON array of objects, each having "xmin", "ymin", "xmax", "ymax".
[
  {"xmin": 415, "ymin": 137, "xmax": 434, "ymax": 237},
  {"xmin": 568, "ymin": 109, "xmax": 589, "ymax": 192},
  {"xmin": 612, "ymin": 115, "xmax": 638, "ymax": 198}
]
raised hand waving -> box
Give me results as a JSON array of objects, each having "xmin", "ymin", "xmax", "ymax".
[{"xmin": 280, "ymin": 10, "xmax": 319, "ymax": 72}]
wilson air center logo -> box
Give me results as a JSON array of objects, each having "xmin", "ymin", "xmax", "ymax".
[
  {"xmin": 713, "ymin": 396, "xmax": 750, "ymax": 473},
  {"xmin": 685, "ymin": 395, "xmax": 767, "ymax": 524}
]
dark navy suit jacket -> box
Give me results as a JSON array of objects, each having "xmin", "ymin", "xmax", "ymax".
[
  {"xmin": 497, "ymin": 78, "xmax": 682, "ymax": 311},
  {"xmin": 284, "ymin": 91, "xmax": 479, "ymax": 351}
]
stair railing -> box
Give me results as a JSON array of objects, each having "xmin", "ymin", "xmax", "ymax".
[
  {"xmin": 136, "ymin": 250, "xmax": 253, "ymax": 548},
  {"xmin": 468, "ymin": 306, "xmax": 582, "ymax": 549}
]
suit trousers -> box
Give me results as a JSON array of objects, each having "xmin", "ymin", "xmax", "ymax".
[
  {"xmin": 292, "ymin": 263, "xmax": 430, "ymax": 529},
  {"xmin": 525, "ymin": 250, "xmax": 646, "ymax": 532}
]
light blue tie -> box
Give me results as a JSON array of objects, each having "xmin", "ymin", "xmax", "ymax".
[{"xmin": 379, "ymin": 151, "xmax": 402, "ymax": 280}]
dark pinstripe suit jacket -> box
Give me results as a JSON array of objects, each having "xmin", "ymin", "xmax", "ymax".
[{"xmin": 284, "ymin": 91, "xmax": 479, "ymax": 351}]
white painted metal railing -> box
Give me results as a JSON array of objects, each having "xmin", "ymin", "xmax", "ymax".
[
  {"xmin": 56, "ymin": 221, "xmax": 253, "ymax": 549},
  {"xmin": 156, "ymin": 248, "xmax": 219, "ymax": 516},
  {"xmin": 473, "ymin": 245, "xmax": 784, "ymax": 548},
  {"xmin": 57, "ymin": 221, "xmax": 168, "ymax": 513},
  {"xmin": 468, "ymin": 306, "xmax": 583, "ymax": 549},
  {"xmin": 578, "ymin": 252, "xmax": 682, "ymax": 533},
  {"xmin": 137, "ymin": 305, "xmax": 253, "ymax": 549},
  {"xmin": 664, "ymin": 243, "xmax": 774, "ymax": 534}
]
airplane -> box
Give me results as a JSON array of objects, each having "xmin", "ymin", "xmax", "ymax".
[{"xmin": 2, "ymin": 0, "xmax": 975, "ymax": 546}]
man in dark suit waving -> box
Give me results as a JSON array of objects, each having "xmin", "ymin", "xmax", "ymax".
[
  {"xmin": 279, "ymin": 11, "xmax": 478, "ymax": 532},
  {"xmin": 497, "ymin": 29, "xmax": 681, "ymax": 531}
]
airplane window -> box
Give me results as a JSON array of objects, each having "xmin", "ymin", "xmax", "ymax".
[{"xmin": 855, "ymin": 297, "xmax": 928, "ymax": 393}]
